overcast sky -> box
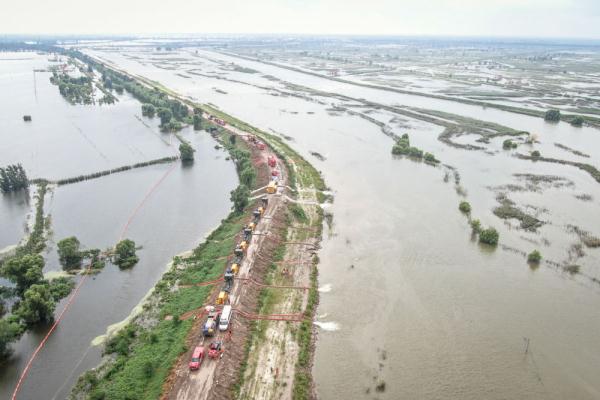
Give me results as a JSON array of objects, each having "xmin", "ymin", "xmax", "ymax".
[{"xmin": 2, "ymin": 0, "xmax": 600, "ymax": 39}]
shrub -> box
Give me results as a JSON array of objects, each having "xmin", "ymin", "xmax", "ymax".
[
  {"xmin": 459, "ymin": 201, "xmax": 471, "ymax": 213},
  {"xmin": 408, "ymin": 147, "xmax": 423, "ymax": 159},
  {"xmin": 502, "ymin": 139, "xmax": 517, "ymax": 149},
  {"xmin": 141, "ymin": 103, "xmax": 156, "ymax": 117},
  {"xmin": 470, "ymin": 219, "xmax": 481, "ymax": 233},
  {"xmin": 527, "ymin": 250, "xmax": 542, "ymax": 263},
  {"xmin": 544, "ymin": 109, "xmax": 561, "ymax": 122},
  {"xmin": 230, "ymin": 185, "xmax": 250, "ymax": 213},
  {"xmin": 57, "ymin": 236, "xmax": 83, "ymax": 270},
  {"xmin": 179, "ymin": 142, "xmax": 195, "ymax": 163},
  {"xmin": 479, "ymin": 227, "xmax": 499, "ymax": 245},
  {"xmin": 531, "ymin": 150, "xmax": 541, "ymax": 158},
  {"xmin": 114, "ymin": 239, "xmax": 139, "ymax": 269},
  {"xmin": 570, "ymin": 116, "xmax": 584, "ymax": 127},
  {"xmin": 424, "ymin": 152, "xmax": 438, "ymax": 163}
]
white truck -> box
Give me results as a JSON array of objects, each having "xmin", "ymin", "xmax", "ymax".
[{"xmin": 219, "ymin": 305, "xmax": 232, "ymax": 331}]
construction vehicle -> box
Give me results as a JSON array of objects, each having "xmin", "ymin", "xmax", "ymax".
[
  {"xmin": 230, "ymin": 263, "xmax": 239, "ymax": 274},
  {"xmin": 268, "ymin": 155, "xmax": 277, "ymax": 168},
  {"xmin": 216, "ymin": 291, "xmax": 228, "ymax": 305},
  {"xmin": 258, "ymin": 206, "xmax": 265, "ymax": 216},
  {"xmin": 248, "ymin": 222, "xmax": 256, "ymax": 231},
  {"xmin": 234, "ymin": 246, "xmax": 244, "ymax": 258},
  {"xmin": 239, "ymin": 241, "xmax": 248, "ymax": 251},
  {"xmin": 208, "ymin": 341, "xmax": 223, "ymax": 359},
  {"xmin": 266, "ymin": 180, "xmax": 277, "ymax": 194},
  {"xmin": 219, "ymin": 305, "xmax": 233, "ymax": 331},
  {"xmin": 253, "ymin": 209, "xmax": 261, "ymax": 220},
  {"xmin": 261, "ymin": 197, "xmax": 268, "ymax": 207},
  {"xmin": 203, "ymin": 309, "xmax": 221, "ymax": 336},
  {"xmin": 243, "ymin": 227, "xmax": 252, "ymax": 241},
  {"xmin": 224, "ymin": 268, "xmax": 234, "ymax": 283}
]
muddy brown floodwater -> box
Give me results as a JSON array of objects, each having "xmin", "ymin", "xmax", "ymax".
[{"xmin": 86, "ymin": 42, "xmax": 600, "ymax": 400}]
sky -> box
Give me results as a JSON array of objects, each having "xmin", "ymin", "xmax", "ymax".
[{"xmin": 1, "ymin": 0, "xmax": 600, "ymax": 39}]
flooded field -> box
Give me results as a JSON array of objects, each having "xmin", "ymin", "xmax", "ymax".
[
  {"xmin": 84, "ymin": 38, "xmax": 600, "ymax": 400},
  {"xmin": 0, "ymin": 52, "xmax": 238, "ymax": 399}
]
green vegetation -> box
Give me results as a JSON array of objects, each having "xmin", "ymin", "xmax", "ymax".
[
  {"xmin": 289, "ymin": 203, "xmax": 309, "ymax": 223},
  {"xmin": 230, "ymin": 185, "xmax": 250, "ymax": 213},
  {"xmin": 470, "ymin": 219, "xmax": 481, "ymax": 233},
  {"xmin": 516, "ymin": 153, "xmax": 600, "ymax": 184},
  {"xmin": 114, "ymin": 239, "xmax": 139, "ymax": 269},
  {"xmin": 0, "ymin": 254, "xmax": 44, "ymax": 294},
  {"xmin": 0, "ymin": 252, "xmax": 74, "ymax": 357},
  {"xmin": 479, "ymin": 227, "xmax": 499, "ymax": 245},
  {"xmin": 528, "ymin": 250, "xmax": 542, "ymax": 264},
  {"xmin": 72, "ymin": 210, "xmax": 245, "ymax": 399},
  {"xmin": 57, "ymin": 236, "xmax": 83, "ymax": 271},
  {"xmin": 459, "ymin": 201, "xmax": 471, "ymax": 214},
  {"xmin": 391, "ymin": 134, "xmax": 410, "ymax": 155},
  {"xmin": 544, "ymin": 109, "xmax": 561, "ymax": 122},
  {"xmin": 50, "ymin": 72, "xmax": 93, "ymax": 104},
  {"xmin": 141, "ymin": 103, "xmax": 156, "ymax": 117},
  {"xmin": 45, "ymin": 156, "xmax": 178, "ymax": 186},
  {"xmin": 493, "ymin": 195, "xmax": 543, "ymax": 231},
  {"xmin": 178, "ymin": 142, "xmax": 195, "ymax": 163},
  {"xmin": 531, "ymin": 150, "xmax": 541, "ymax": 158},
  {"xmin": 0, "ymin": 317, "xmax": 25, "ymax": 360},
  {"xmin": 391, "ymin": 134, "xmax": 439, "ymax": 164},
  {"xmin": 0, "ymin": 164, "xmax": 28, "ymax": 193},
  {"xmin": 240, "ymin": 167, "xmax": 256, "ymax": 187},
  {"xmin": 502, "ymin": 139, "xmax": 518, "ymax": 149},
  {"xmin": 192, "ymin": 114, "xmax": 203, "ymax": 130},
  {"xmin": 570, "ymin": 116, "xmax": 585, "ymax": 127},
  {"xmin": 14, "ymin": 284, "xmax": 56, "ymax": 326}
]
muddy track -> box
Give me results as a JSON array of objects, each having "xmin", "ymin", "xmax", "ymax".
[{"xmin": 161, "ymin": 121, "xmax": 291, "ymax": 400}]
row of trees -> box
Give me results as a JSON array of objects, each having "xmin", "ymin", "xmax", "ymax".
[
  {"xmin": 50, "ymin": 72, "xmax": 94, "ymax": 104},
  {"xmin": 57, "ymin": 237, "xmax": 139, "ymax": 270},
  {"xmin": 391, "ymin": 134, "xmax": 439, "ymax": 164},
  {"xmin": 545, "ymin": 109, "xmax": 585, "ymax": 127},
  {"xmin": 0, "ymin": 164, "xmax": 28, "ymax": 193}
]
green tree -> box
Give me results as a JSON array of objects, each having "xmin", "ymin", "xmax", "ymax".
[
  {"xmin": 57, "ymin": 236, "xmax": 83, "ymax": 270},
  {"xmin": 179, "ymin": 142, "xmax": 195, "ymax": 163},
  {"xmin": 193, "ymin": 114, "xmax": 202, "ymax": 130},
  {"xmin": 114, "ymin": 239, "xmax": 139, "ymax": 269},
  {"xmin": 0, "ymin": 164, "xmax": 29, "ymax": 193},
  {"xmin": 0, "ymin": 316, "xmax": 25, "ymax": 360},
  {"xmin": 544, "ymin": 109, "xmax": 561, "ymax": 122},
  {"xmin": 424, "ymin": 152, "xmax": 438, "ymax": 163},
  {"xmin": 459, "ymin": 201, "xmax": 471, "ymax": 214},
  {"xmin": 527, "ymin": 250, "xmax": 542, "ymax": 264},
  {"xmin": 230, "ymin": 185, "xmax": 250, "ymax": 213},
  {"xmin": 570, "ymin": 116, "xmax": 584, "ymax": 127},
  {"xmin": 479, "ymin": 227, "xmax": 499, "ymax": 245},
  {"xmin": 470, "ymin": 219, "xmax": 481, "ymax": 233},
  {"xmin": 240, "ymin": 167, "xmax": 256, "ymax": 187},
  {"xmin": 141, "ymin": 103, "xmax": 156, "ymax": 117},
  {"xmin": 15, "ymin": 284, "xmax": 56, "ymax": 326},
  {"xmin": 0, "ymin": 254, "xmax": 44, "ymax": 294},
  {"xmin": 157, "ymin": 108, "xmax": 172, "ymax": 126},
  {"xmin": 502, "ymin": 139, "xmax": 517, "ymax": 149}
]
